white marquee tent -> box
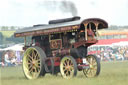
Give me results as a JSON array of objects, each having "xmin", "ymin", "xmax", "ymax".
[
  {"xmin": 112, "ymin": 41, "xmax": 128, "ymax": 46},
  {"xmin": 0, "ymin": 44, "xmax": 24, "ymax": 51}
]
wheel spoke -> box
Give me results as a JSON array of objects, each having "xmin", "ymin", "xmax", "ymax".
[
  {"xmin": 67, "ymin": 59, "xmax": 70, "ymax": 65},
  {"xmin": 35, "ymin": 60, "xmax": 40, "ymax": 64},
  {"xmin": 92, "ymin": 61, "xmax": 97, "ymax": 65},
  {"xmin": 28, "ymin": 67, "xmax": 32, "ymax": 72},
  {"xmin": 65, "ymin": 70, "xmax": 69, "ymax": 76},
  {"xmin": 27, "ymin": 61, "xmax": 31, "ymax": 64},
  {"xmin": 89, "ymin": 59, "xmax": 92, "ymax": 64},
  {"xmin": 69, "ymin": 66, "xmax": 74, "ymax": 71},
  {"xmin": 28, "ymin": 58, "xmax": 32, "ymax": 62},
  {"xmin": 92, "ymin": 58, "xmax": 96, "ymax": 65},
  {"xmin": 87, "ymin": 58, "xmax": 91, "ymax": 64},
  {"xmin": 31, "ymin": 50, "xmax": 35, "ymax": 59},
  {"xmin": 92, "ymin": 58, "xmax": 96, "ymax": 63},
  {"xmin": 34, "ymin": 67, "xmax": 38, "ymax": 73},
  {"xmin": 92, "ymin": 67, "xmax": 97, "ymax": 71},
  {"xmin": 31, "ymin": 72, "xmax": 35, "ymax": 77},
  {"xmin": 35, "ymin": 53, "xmax": 38, "ymax": 60},
  {"xmin": 93, "ymin": 64, "xmax": 97, "ymax": 68},
  {"xmin": 86, "ymin": 69, "xmax": 91, "ymax": 77},
  {"xmin": 91, "ymin": 68, "xmax": 96, "ymax": 74},
  {"xmin": 35, "ymin": 65, "xmax": 40, "ymax": 68},
  {"xmin": 90, "ymin": 57, "xmax": 93, "ymax": 64},
  {"xmin": 28, "ymin": 63, "xmax": 33, "ymax": 68},
  {"xmin": 85, "ymin": 67, "xmax": 96, "ymax": 77},
  {"xmin": 27, "ymin": 53, "xmax": 33, "ymax": 61},
  {"xmin": 36, "ymin": 67, "xmax": 39, "ymax": 72},
  {"xmin": 64, "ymin": 61, "xmax": 67, "ymax": 65},
  {"xmin": 63, "ymin": 63, "xmax": 66, "ymax": 66},
  {"xmin": 34, "ymin": 59, "xmax": 40, "ymax": 70},
  {"xmin": 68, "ymin": 71, "xmax": 71, "ymax": 75},
  {"xmin": 85, "ymin": 69, "xmax": 89, "ymax": 74},
  {"xmin": 63, "ymin": 67, "xmax": 66, "ymax": 70},
  {"xmin": 29, "ymin": 67, "xmax": 34, "ymax": 73}
]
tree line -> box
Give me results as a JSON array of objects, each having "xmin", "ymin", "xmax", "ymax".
[
  {"xmin": 108, "ymin": 25, "xmax": 128, "ymax": 30},
  {"xmin": 0, "ymin": 32, "xmax": 24, "ymax": 48},
  {"xmin": 0, "ymin": 26, "xmax": 23, "ymax": 31}
]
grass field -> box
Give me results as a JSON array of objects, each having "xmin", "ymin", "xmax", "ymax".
[
  {"xmin": 1, "ymin": 61, "xmax": 128, "ymax": 85},
  {"xmin": 0, "ymin": 31, "xmax": 15, "ymax": 38}
]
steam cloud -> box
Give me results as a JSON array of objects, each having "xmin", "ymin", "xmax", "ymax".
[{"xmin": 38, "ymin": 0, "xmax": 78, "ymax": 16}]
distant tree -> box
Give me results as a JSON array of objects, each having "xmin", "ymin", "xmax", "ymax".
[
  {"xmin": 6, "ymin": 34, "xmax": 24, "ymax": 44},
  {"xmin": 109, "ymin": 25, "xmax": 128, "ymax": 30},
  {"xmin": 0, "ymin": 32, "xmax": 3, "ymax": 45},
  {"xmin": 1, "ymin": 26, "xmax": 9, "ymax": 31},
  {"xmin": 123, "ymin": 26, "xmax": 128, "ymax": 29},
  {"xmin": 10, "ymin": 26, "xmax": 15, "ymax": 30},
  {"xmin": 109, "ymin": 25, "xmax": 120, "ymax": 30}
]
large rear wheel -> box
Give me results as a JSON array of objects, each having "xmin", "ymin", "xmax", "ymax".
[
  {"xmin": 23, "ymin": 46, "xmax": 46, "ymax": 79},
  {"xmin": 60, "ymin": 56, "xmax": 77, "ymax": 79},
  {"xmin": 83, "ymin": 55, "xmax": 100, "ymax": 77}
]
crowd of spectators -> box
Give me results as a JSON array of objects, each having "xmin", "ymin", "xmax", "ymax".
[
  {"xmin": 4, "ymin": 52, "xmax": 17, "ymax": 66},
  {"xmin": 1, "ymin": 45, "xmax": 128, "ymax": 67},
  {"xmin": 91, "ymin": 46, "xmax": 128, "ymax": 61},
  {"xmin": 0, "ymin": 50, "xmax": 23, "ymax": 67}
]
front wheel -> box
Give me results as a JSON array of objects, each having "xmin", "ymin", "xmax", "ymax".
[
  {"xmin": 23, "ymin": 46, "xmax": 46, "ymax": 79},
  {"xmin": 83, "ymin": 55, "xmax": 100, "ymax": 77},
  {"xmin": 60, "ymin": 56, "xmax": 77, "ymax": 79}
]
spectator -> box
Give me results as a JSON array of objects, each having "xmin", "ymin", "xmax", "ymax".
[
  {"xmin": 4, "ymin": 52, "xmax": 17, "ymax": 66},
  {"xmin": 11, "ymin": 56, "xmax": 17, "ymax": 66},
  {"xmin": 4, "ymin": 52, "xmax": 12, "ymax": 66},
  {"xmin": 124, "ymin": 50, "xmax": 128, "ymax": 60},
  {"xmin": 103, "ymin": 52, "xmax": 111, "ymax": 61}
]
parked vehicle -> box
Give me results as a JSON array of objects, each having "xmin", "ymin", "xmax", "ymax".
[{"xmin": 14, "ymin": 16, "xmax": 108, "ymax": 79}]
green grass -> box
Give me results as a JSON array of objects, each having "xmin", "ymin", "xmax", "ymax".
[
  {"xmin": 1, "ymin": 61, "xmax": 128, "ymax": 85},
  {"xmin": 0, "ymin": 31, "xmax": 15, "ymax": 38}
]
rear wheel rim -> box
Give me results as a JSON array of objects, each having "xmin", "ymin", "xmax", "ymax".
[
  {"xmin": 60, "ymin": 57, "xmax": 76, "ymax": 79},
  {"xmin": 83, "ymin": 55, "xmax": 98, "ymax": 77},
  {"xmin": 23, "ymin": 48, "xmax": 41, "ymax": 79}
]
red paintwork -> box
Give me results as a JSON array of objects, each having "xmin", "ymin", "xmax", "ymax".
[
  {"xmin": 88, "ymin": 50, "xmax": 101, "ymax": 55},
  {"xmin": 46, "ymin": 57, "xmax": 60, "ymax": 67},
  {"xmin": 77, "ymin": 64, "xmax": 89, "ymax": 70},
  {"xmin": 95, "ymin": 38, "xmax": 128, "ymax": 45},
  {"xmin": 76, "ymin": 58, "xmax": 83, "ymax": 64}
]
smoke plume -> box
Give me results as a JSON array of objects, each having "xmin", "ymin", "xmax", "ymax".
[
  {"xmin": 38, "ymin": 0, "xmax": 78, "ymax": 16},
  {"xmin": 60, "ymin": 1, "xmax": 78, "ymax": 16}
]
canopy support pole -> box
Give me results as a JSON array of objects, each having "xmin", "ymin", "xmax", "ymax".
[
  {"xmin": 84, "ymin": 24, "xmax": 87, "ymax": 41},
  {"xmin": 24, "ymin": 37, "xmax": 26, "ymax": 46}
]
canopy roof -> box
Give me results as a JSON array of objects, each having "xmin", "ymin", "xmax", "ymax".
[{"xmin": 14, "ymin": 17, "xmax": 108, "ymax": 37}]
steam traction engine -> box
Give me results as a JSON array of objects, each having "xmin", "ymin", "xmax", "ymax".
[{"xmin": 14, "ymin": 16, "xmax": 108, "ymax": 79}]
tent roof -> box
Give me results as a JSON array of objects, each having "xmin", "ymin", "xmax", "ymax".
[{"xmin": 1, "ymin": 44, "xmax": 24, "ymax": 51}]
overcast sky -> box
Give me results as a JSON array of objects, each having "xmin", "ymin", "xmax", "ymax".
[{"xmin": 0, "ymin": 0, "xmax": 128, "ymax": 26}]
